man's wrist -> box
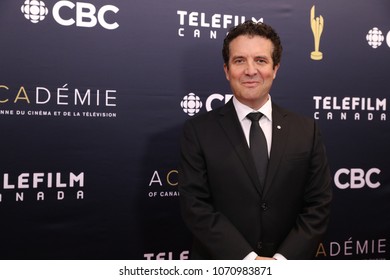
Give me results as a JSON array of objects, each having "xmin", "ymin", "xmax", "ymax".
[
  {"xmin": 273, "ymin": 253, "xmax": 287, "ymax": 260},
  {"xmin": 243, "ymin": 251, "xmax": 258, "ymax": 260}
]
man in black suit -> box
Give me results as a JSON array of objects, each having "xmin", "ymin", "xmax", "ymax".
[{"xmin": 178, "ymin": 21, "xmax": 332, "ymax": 260}]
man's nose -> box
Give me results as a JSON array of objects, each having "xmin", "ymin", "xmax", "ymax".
[{"xmin": 244, "ymin": 62, "xmax": 257, "ymax": 75}]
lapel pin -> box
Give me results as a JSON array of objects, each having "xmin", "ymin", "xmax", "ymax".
[{"xmin": 277, "ymin": 125, "xmax": 281, "ymax": 130}]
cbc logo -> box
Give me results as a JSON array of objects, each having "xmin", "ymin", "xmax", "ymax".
[
  {"xmin": 334, "ymin": 168, "xmax": 381, "ymax": 189},
  {"xmin": 21, "ymin": 0, "xmax": 119, "ymax": 30},
  {"xmin": 180, "ymin": 93, "xmax": 203, "ymax": 116},
  {"xmin": 180, "ymin": 93, "xmax": 233, "ymax": 116},
  {"xmin": 366, "ymin": 27, "xmax": 390, "ymax": 49},
  {"xmin": 21, "ymin": 0, "xmax": 49, "ymax": 23}
]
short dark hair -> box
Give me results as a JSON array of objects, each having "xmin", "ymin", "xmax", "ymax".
[{"xmin": 222, "ymin": 21, "xmax": 283, "ymax": 69}]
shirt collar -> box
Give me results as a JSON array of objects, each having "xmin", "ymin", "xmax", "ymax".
[{"xmin": 233, "ymin": 95, "xmax": 273, "ymax": 122}]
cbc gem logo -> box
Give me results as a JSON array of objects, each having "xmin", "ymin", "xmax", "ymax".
[
  {"xmin": 20, "ymin": 0, "xmax": 119, "ymax": 30},
  {"xmin": 180, "ymin": 93, "xmax": 203, "ymax": 116},
  {"xmin": 366, "ymin": 27, "xmax": 385, "ymax": 49},
  {"xmin": 21, "ymin": 0, "xmax": 49, "ymax": 24}
]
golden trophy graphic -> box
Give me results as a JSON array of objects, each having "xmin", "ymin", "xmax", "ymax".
[{"xmin": 310, "ymin": 5, "xmax": 324, "ymax": 60}]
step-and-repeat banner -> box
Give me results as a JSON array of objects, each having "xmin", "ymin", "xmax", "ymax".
[{"xmin": 1, "ymin": 0, "xmax": 389, "ymax": 259}]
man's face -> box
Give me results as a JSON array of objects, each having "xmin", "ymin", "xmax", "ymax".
[{"xmin": 224, "ymin": 35, "xmax": 279, "ymax": 110}]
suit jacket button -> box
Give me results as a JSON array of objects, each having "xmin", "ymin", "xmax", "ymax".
[{"xmin": 261, "ymin": 202, "xmax": 268, "ymax": 210}]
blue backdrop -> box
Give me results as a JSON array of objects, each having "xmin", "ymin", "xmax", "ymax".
[{"xmin": 0, "ymin": 0, "xmax": 389, "ymax": 259}]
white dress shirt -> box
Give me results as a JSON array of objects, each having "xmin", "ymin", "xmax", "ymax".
[{"xmin": 232, "ymin": 95, "xmax": 272, "ymax": 157}]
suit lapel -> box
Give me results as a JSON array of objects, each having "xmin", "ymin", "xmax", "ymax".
[
  {"xmin": 263, "ymin": 103, "xmax": 289, "ymax": 196},
  {"xmin": 217, "ymin": 100, "xmax": 263, "ymax": 195}
]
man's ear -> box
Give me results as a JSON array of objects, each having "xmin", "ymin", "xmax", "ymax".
[
  {"xmin": 223, "ymin": 63, "xmax": 230, "ymax": 81},
  {"xmin": 273, "ymin": 63, "xmax": 280, "ymax": 79}
]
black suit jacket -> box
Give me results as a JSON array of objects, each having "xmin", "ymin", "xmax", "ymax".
[{"xmin": 178, "ymin": 100, "xmax": 332, "ymax": 259}]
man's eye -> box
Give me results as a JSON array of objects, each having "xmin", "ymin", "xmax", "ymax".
[{"xmin": 256, "ymin": 59, "xmax": 266, "ymax": 64}]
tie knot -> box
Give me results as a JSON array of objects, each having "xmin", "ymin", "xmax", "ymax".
[{"xmin": 247, "ymin": 112, "xmax": 263, "ymax": 122}]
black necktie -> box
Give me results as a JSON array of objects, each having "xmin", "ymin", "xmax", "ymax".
[{"xmin": 247, "ymin": 112, "xmax": 268, "ymax": 189}]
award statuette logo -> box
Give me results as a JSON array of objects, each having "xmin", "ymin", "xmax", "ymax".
[{"xmin": 310, "ymin": 5, "xmax": 324, "ymax": 60}]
